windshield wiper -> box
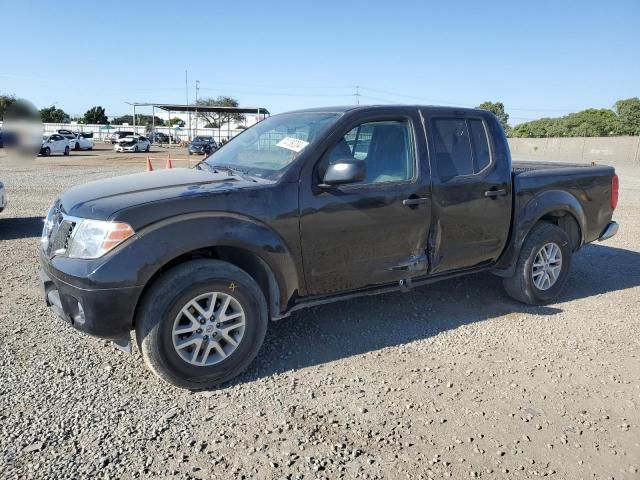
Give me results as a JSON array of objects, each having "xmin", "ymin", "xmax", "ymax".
[{"xmin": 209, "ymin": 164, "xmax": 257, "ymax": 182}]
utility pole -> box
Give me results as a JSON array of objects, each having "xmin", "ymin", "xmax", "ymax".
[
  {"xmin": 195, "ymin": 80, "xmax": 200, "ymax": 137},
  {"xmin": 355, "ymin": 85, "xmax": 360, "ymax": 105},
  {"xmin": 185, "ymin": 70, "xmax": 191, "ymax": 140}
]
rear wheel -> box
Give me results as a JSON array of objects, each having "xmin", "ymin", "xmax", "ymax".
[
  {"xmin": 502, "ymin": 222, "xmax": 572, "ymax": 304},
  {"xmin": 134, "ymin": 145, "xmax": 139, "ymax": 152},
  {"xmin": 63, "ymin": 146, "xmax": 70, "ymax": 156},
  {"xmin": 43, "ymin": 147, "xmax": 50, "ymax": 156},
  {"xmin": 145, "ymin": 144, "xmax": 150, "ymax": 152},
  {"xmin": 135, "ymin": 259, "xmax": 268, "ymax": 390},
  {"xmin": 74, "ymin": 142, "xmax": 80, "ymax": 151}
]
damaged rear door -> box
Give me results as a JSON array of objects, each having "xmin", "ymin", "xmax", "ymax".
[{"xmin": 299, "ymin": 109, "xmax": 432, "ymax": 295}]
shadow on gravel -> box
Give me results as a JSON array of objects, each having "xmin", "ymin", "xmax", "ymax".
[
  {"xmin": 0, "ymin": 216, "xmax": 44, "ymax": 240},
  {"xmin": 236, "ymin": 243, "xmax": 640, "ymax": 385}
]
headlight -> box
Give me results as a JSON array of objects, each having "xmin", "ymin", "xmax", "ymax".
[{"xmin": 67, "ymin": 219, "xmax": 135, "ymax": 259}]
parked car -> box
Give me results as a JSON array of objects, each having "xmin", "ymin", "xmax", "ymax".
[
  {"xmin": 0, "ymin": 181, "xmax": 6, "ymax": 212},
  {"xmin": 39, "ymin": 105, "xmax": 619, "ymax": 390},
  {"xmin": 110, "ymin": 131, "xmax": 135, "ymax": 143},
  {"xmin": 58, "ymin": 130, "xmax": 94, "ymax": 151},
  {"xmin": 114, "ymin": 135, "xmax": 151, "ymax": 153},
  {"xmin": 188, "ymin": 136, "xmax": 218, "ymax": 155},
  {"xmin": 150, "ymin": 132, "xmax": 169, "ymax": 143},
  {"xmin": 0, "ymin": 129, "xmax": 18, "ymax": 148},
  {"xmin": 40, "ymin": 134, "xmax": 70, "ymax": 156}
]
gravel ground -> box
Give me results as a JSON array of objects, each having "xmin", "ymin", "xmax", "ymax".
[{"xmin": 1, "ymin": 147, "xmax": 638, "ymax": 479}]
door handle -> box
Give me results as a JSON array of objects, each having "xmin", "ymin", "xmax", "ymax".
[
  {"xmin": 484, "ymin": 188, "xmax": 507, "ymax": 198},
  {"xmin": 402, "ymin": 197, "xmax": 430, "ymax": 207}
]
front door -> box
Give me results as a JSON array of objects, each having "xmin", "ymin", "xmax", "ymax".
[{"xmin": 299, "ymin": 113, "xmax": 431, "ymax": 296}]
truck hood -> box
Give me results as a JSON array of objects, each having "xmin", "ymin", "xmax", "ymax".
[{"xmin": 60, "ymin": 167, "xmax": 265, "ymax": 220}]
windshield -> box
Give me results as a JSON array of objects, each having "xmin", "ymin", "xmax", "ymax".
[
  {"xmin": 193, "ymin": 136, "xmax": 211, "ymax": 142},
  {"xmin": 204, "ymin": 112, "xmax": 340, "ymax": 179}
]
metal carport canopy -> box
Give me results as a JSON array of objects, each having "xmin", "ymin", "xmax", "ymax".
[{"xmin": 129, "ymin": 103, "xmax": 270, "ymax": 115}]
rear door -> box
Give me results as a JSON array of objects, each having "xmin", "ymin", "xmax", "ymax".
[
  {"xmin": 423, "ymin": 111, "xmax": 512, "ymax": 273},
  {"xmin": 299, "ymin": 110, "xmax": 432, "ymax": 295}
]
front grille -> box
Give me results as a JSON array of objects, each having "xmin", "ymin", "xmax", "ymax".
[
  {"xmin": 43, "ymin": 201, "xmax": 76, "ymax": 257},
  {"xmin": 49, "ymin": 220, "xmax": 76, "ymax": 255}
]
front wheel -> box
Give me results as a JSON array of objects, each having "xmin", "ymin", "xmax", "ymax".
[
  {"xmin": 502, "ymin": 222, "xmax": 572, "ymax": 305},
  {"xmin": 135, "ymin": 259, "xmax": 268, "ymax": 390},
  {"xmin": 145, "ymin": 144, "xmax": 150, "ymax": 152},
  {"xmin": 74, "ymin": 142, "xmax": 80, "ymax": 151},
  {"xmin": 134, "ymin": 145, "xmax": 139, "ymax": 152},
  {"xmin": 63, "ymin": 146, "xmax": 70, "ymax": 156}
]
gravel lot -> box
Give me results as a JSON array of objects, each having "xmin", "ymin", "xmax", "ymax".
[{"xmin": 1, "ymin": 146, "xmax": 638, "ymax": 479}]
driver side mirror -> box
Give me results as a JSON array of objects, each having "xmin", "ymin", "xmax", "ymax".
[{"xmin": 319, "ymin": 159, "xmax": 366, "ymax": 187}]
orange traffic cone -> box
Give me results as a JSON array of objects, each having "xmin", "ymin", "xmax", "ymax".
[
  {"xmin": 146, "ymin": 157, "xmax": 153, "ymax": 171},
  {"xmin": 165, "ymin": 158, "xmax": 173, "ymax": 169}
]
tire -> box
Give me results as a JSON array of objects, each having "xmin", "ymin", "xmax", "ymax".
[
  {"xmin": 43, "ymin": 147, "xmax": 50, "ymax": 156},
  {"xmin": 63, "ymin": 146, "xmax": 70, "ymax": 156},
  {"xmin": 145, "ymin": 144, "xmax": 150, "ymax": 152},
  {"xmin": 135, "ymin": 259, "xmax": 268, "ymax": 390},
  {"xmin": 188, "ymin": 151, "xmax": 192, "ymax": 155},
  {"xmin": 134, "ymin": 145, "xmax": 139, "ymax": 153},
  {"xmin": 74, "ymin": 142, "xmax": 80, "ymax": 151},
  {"xmin": 502, "ymin": 222, "xmax": 572, "ymax": 305}
]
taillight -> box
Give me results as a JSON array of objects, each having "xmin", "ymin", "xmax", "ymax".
[{"xmin": 611, "ymin": 174, "xmax": 619, "ymax": 210}]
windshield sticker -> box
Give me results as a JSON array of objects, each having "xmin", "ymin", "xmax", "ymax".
[{"xmin": 276, "ymin": 137, "xmax": 309, "ymax": 153}]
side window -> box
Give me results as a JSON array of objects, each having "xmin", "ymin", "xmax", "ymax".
[
  {"xmin": 469, "ymin": 119, "xmax": 491, "ymax": 172},
  {"xmin": 431, "ymin": 118, "xmax": 473, "ymax": 177},
  {"xmin": 323, "ymin": 120, "xmax": 413, "ymax": 184},
  {"xmin": 431, "ymin": 118, "xmax": 492, "ymax": 179}
]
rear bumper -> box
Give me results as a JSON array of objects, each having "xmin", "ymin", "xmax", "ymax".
[
  {"xmin": 39, "ymin": 259, "xmax": 143, "ymax": 340},
  {"xmin": 598, "ymin": 221, "xmax": 619, "ymax": 241}
]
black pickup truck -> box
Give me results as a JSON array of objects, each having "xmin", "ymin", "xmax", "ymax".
[{"xmin": 39, "ymin": 105, "xmax": 619, "ymax": 389}]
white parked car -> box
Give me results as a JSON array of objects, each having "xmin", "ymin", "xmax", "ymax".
[
  {"xmin": 58, "ymin": 130, "xmax": 94, "ymax": 151},
  {"xmin": 0, "ymin": 181, "xmax": 6, "ymax": 213},
  {"xmin": 114, "ymin": 135, "xmax": 151, "ymax": 153},
  {"xmin": 40, "ymin": 134, "xmax": 70, "ymax": 156}
]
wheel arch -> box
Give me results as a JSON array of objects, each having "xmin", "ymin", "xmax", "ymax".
[
  {"xmin": 493, "ymin": 189, "xmax": 585, "ymax": 276},
  {"xmin": 122, "ymin": 214, "xmax": 300, "ymax": 330},
  {"xmin": 132, "ymin": 245, "xmax": 282, "ymax": 328}
]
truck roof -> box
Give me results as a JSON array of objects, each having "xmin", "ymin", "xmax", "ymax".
[{"xmin": 284, "ymin": 104, "xmax": 486, "ymax": 116}]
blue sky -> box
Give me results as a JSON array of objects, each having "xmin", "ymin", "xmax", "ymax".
[{"xmin": 2, "ymin": 0, "xmax": 638, "ymax": 124}]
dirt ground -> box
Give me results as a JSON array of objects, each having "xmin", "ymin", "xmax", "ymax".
[{"xmin": 0, "ymin": 146, "xmax": 638, "ymax": 479}]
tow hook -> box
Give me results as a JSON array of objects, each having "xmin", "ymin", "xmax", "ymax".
[{"xmin": 399, "ymin": 278, "xmax": 412, "ymax": 292}]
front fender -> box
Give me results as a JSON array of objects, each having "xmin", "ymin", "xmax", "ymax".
[
  {"xmin": 494, "ymin": 189, "xmax": 586, "ymax": 274},
  {"xmin": 88, "ymin": 212, "xmax": 301, "ymax": 310}
]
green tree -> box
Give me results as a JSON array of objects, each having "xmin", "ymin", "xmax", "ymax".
[
  {"xmin": 195, "ymin": 96, "xmax": 244, "ymax": 127},
  {"xmin": 511, "ymin": 108, "xmax": 619, "ymax": 138},
  {"xmin": 83, "ymin": 106, "xmax": 108, "ymax": 124},
  {"xmin": 168, "ymin": 118, "xmax": 185, "ymax": 127},
  {"xmin": 40, "ymin": 105, "xmax": 70, "ymax": 123},
  {"xmin": 0, "ymin": 94, "xmax": 17, "ymax": 120},
  {"xmin": 615, "ymin": 97, "xmax": 640, "ymax": 135},
  {"xmin": 477, "ymin": 101, "xmax": 510, "ymax": 131}
]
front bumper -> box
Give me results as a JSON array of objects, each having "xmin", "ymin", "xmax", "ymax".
[
  {"xmin": 39, "ymin": 256, "xmax": 143, "ymax": 340},
  {"xmin": 598, "ymin": 221, "xmax": 619, "ymax": 241}
]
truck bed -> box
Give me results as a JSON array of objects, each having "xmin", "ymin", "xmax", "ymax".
[{"xmin": 511, "ymin": 160, "xmax": 615, "ymax": 245}]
